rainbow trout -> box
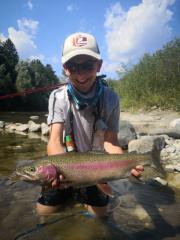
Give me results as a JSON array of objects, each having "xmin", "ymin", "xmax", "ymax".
[{"xmin": 16, "ymin": 151, "xmax": 165, "ymax": 187}]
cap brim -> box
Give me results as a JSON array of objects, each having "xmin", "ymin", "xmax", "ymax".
[{"xmin": 62, "ymin": 49, "xmax": 101, "ymax": 64}]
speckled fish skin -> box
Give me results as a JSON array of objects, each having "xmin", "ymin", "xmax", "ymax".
[{"xmin": 16, "ymin": 152, "xmax": 164, "ymax": 187}]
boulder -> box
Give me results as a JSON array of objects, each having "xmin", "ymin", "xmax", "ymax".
[
  {"xmin": 149, "ymin": 128, "xmax": 180, "ymax": 139},
  {"xmin": 28, "ymin": 120, "xmax": 41, "ymax": 132},
  {"xmin": 16, "ymin": 124, "xmax": 29, "ymax": 132},
  {"xmin": 167, "ymin": 173, "xmax": 180, "ymax": 189},
  {"xmin": 30, "ymin": 116, "xmax": 39, "ymax": 120},
  {"xmin": 28, "ymin": 132, "xmax": 41, "ymax": 139},
  {"xmin": 0, "ymin": 121, "xmax": 5, "ymax": 128},
  {"xmin": 128, "ymin": 136, "xmax": 165, "ymax": 153},
  {"xmin": 118, "ymin": 121, "xmax": 137, "ymax": 149},
  {"xmin": 170, "ymin": 118, "xmax": 180, "ymax": 129},
  {"xmin": 41, "ymin": 123, "xmax": 49, "ymax": 135}
]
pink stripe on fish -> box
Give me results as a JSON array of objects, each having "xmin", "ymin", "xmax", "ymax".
[{"xmin": 64, "ymin": 159, "xmax": 133, "ymax": 171}]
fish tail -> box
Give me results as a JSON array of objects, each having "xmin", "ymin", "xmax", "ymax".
[{"xmin": 151, "ymin": 147, "xmax": 166, "ymax": 176}]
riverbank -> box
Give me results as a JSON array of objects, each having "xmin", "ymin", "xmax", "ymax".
[{"xmin": 121, "ymin": 109, "xmax": 180, "ymax": 132}]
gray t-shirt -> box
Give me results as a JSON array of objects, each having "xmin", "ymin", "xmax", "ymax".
[{"xmin": 47, "ymin": 84, "xmax": 120, "ymax": 152}]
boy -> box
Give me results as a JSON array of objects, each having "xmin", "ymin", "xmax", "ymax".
[{"xmin": 36, "ymin": 32, "xmax": 143, "ymax": 217}]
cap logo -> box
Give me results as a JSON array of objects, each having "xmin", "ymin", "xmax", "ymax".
[{"xmin": 72, "ymin": 36, "xmax": 87, "ymax": 47}]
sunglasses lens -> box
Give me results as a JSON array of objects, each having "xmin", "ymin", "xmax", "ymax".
[{"xmin": 66, "ymin": 61, "xmax": 97, "ymax": 73}]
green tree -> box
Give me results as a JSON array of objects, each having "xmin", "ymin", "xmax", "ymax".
[
  {"xmin": 16, "ymin": 61, "xmax": 32, "ymax": 91},
  {"xmin": 0, "ymin": 38, "xmax": 19, "ymax": 95},
  {"xmin": 110, "ymin": 38, "xmax": 180, "ymax": 111},
  {"xmin": 15, "ymin": 59, "xmax": 60, "ymax": 110}
]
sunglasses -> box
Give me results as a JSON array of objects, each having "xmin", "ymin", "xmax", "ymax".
[{"xmin": 65, "ymin": 60, "xmax": 98, "ymax": 74}]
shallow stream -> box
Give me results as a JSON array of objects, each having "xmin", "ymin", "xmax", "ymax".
[{"xmin": 0, "ymin": 112, "xmax": 179, "ymax": 240}]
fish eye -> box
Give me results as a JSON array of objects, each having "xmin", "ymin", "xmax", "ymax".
[{"xmin": 28, "ymin": 166, "xmax": 35, "ymax": 172}]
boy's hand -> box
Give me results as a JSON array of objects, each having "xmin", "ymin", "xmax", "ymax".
[
  {"xmin": 131, "ymin": 165, "xmax": 144, "ymax": 178},
  {"xmin": 51, "ymin": 175, "xmax": 70, "ymax": 189}
]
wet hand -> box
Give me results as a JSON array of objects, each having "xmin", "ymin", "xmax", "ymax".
[
  {"xmin": 51, "ymin": 175, "xmax": 70, "ymax": 189},
  {"xmin": 131, "ymin": 165, "xmax": 144, "ymax": 178}
]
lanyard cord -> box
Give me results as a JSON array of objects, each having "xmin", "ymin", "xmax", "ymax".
[
  {"xmin": 65, "ymin": 76, "xmax": 107, "ymax": 152},
  {"xmin": 65, "ymin": 90, "xmax": 104, "ymax": 152}
]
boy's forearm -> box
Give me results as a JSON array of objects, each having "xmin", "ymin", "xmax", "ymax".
[
  {"xmin": 104, "ymin": 142, "xmax": 123, "ymax": 154},
  {"xmin": 47, "ymin": 140, "xmax": 65, "ymax": 155},
  {"xmin": 104, "ymin": 130, "xmax": 123, "ymax": 154}
]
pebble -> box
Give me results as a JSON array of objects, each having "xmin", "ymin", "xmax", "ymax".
[
  {"xmin": 153, "ymin": 177, "xmax": 168, "ymax": 186},
  {"xmin": 30, "ymin": 116, "xmax": 39, "ymax": 120},
  {"xmin": 174, "ymin": 166, "xmax": 180, "ymax": 172},
  {"xmin": 165, "ymin": 165, "xmax": 175, "ymax": 172}
]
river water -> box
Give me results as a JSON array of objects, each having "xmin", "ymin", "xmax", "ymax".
[{"xmin": 0, "ymin": 112, "xmax": 180, "ymax": 240}]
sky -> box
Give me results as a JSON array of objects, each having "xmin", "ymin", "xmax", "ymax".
[{"xmin": 0, "ymin": 0, "xmax": 179, "ymax": 79}]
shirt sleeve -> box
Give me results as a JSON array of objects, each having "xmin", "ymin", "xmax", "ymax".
[
  {"xmin": 103, "ymin": 89, "xmax": 120, "ymax": 133},
  {"xmin": 106, "ymin": 100, "xmax": 120, "ymax": 133},
  {"xmin": 47, "ymin": 89, "xmax": 66, "ymax": 125}
]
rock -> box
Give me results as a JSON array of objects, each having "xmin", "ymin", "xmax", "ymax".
[
  {"xmin": 149, "ymin": 128, "xmax": 180, "ymax": 139},
  {"xmin": 164, "ymin": 164, "xmax": 175, "ymax": 172},
  {"xmin": 170, "ymin": 118, "xmax": 180, "ymax": 129},
  {"xmin": 41, "ymin": 135, "xmax": 48, "ymax": 143},
  {"xmin": 167, "ymin": 173, "xmax": 180, "ymax": 188},
  {"xmin": 173, "ymin": 140, "xmax": 180, "ymax": 150},
  {"xmin": 30, "ymin": 116, "xmax": 39, "ymax": 120},
  {"xmin": 151, "ymin": 106, "xmax": 158, "ymax": 110},
  {"xmin": 28, "ymin": 132, "xmax": 41, "ymax": 139},
  {"xmin": 41, "ymin": 123, "xmax": 49, "ymax": 135},
  {"xmin": 174, "ymin": 166, "xmax": 180, "ymax": 172},
  {"xmin": 5, "ymin": 123, "xmax": 17, "ymax": 132},
  {"xmin": 14, "ymin": 130, "xmax": 28, "ymax": 136},
  {"xmin": 0, "ymin": 121, "xmax": 5, "ymax": 128},
  {"xmin": 153, "ymin": 177, "xmax": 168, "ymax": 186},
  {"xmin": 16, "ymin": 124, "xmax": 29, "ymax": 132},
  {"xmin": 128, "ymin": 136, "xmax": 165, "ymax": 153},
  {"xmin": 28, "ymin": 120, "xmax": 41, "ymax": 132},
  {"xmin": 160, "ymin": 139, "xmax": 180, "ymax": 166},
  {"xmin": 118, "ymin": 121, "xmax": 137, "ymax": 149}
]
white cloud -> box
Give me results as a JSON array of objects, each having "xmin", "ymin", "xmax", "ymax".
[
  {"xmin": 67, "ymin": 4, "xmax": 78, "ymax": 12},
  {"xmin": 27, "ymin": 0, "xmax": 33, "ymax": 10},
  {"xmin": 0, "ymin": 19, "xmax": 39, "ymax": 59},
  {"xmin": 104, "ymin": 0, "xmax": 176, "ymax": 67},
  {"xmin": 101, "ymin": 60, "xmax": 127, "ymax": 79},
  {"xmin": 8, "ymin": 27, "xmax": 37, "ymax": 58},
  {"xmin": 17, "ymin": 18, "xmax": 38, "ymax": 35},
  {"xmin": 28, "ymin": 54, "xmax": 45, "ymax": 62},
  {"xmin": 0, "ymin": 33, "xmax": 7, "ymax": 42}
]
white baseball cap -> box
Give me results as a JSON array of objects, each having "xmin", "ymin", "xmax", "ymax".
[{"xmin": 61, "ymin": 32, "xmax": 102, "ymax": 64}]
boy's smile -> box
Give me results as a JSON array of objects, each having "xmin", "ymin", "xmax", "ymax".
[{"xmin": 64, "ymin": 55, "xmax": 102, "ymax": 93}]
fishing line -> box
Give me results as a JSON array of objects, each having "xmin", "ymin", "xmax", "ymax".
[{"xmin": 14, "ymin": 210, "xmax": 81, "ymax": 240}]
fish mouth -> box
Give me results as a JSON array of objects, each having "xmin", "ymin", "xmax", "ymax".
[{"xmin": 16, "ymin": 170, "xmax": 39, "ymax": 182}]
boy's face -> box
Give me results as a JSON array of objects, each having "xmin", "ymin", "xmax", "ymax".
[{"xmin": 63, "ymin": 55, "xmax": 102, "ymax": 93}]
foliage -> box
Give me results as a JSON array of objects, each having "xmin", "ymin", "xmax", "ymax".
[
  {"xmin": 0, "ymin": 37, "xmax": 179, "ymax": 111},
  {"xmin": 112, "ymin": 38, "xmax": 180, "ymax": 111},
  {"xmin": 0, "ymin": 38, "xmax": 60, "ymax": 111},
  {"xmin": 0, "ymin": 39, "xmax": 19, "ymax": 94}
]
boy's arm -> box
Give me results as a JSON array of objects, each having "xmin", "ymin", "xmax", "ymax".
[
  {"xmin": 104, "ymin": 130, "xmax": 123, "ymax": 154},
  {"xmin": 47, "ymin": 123, "xmax": 65, "ymax": 155}
]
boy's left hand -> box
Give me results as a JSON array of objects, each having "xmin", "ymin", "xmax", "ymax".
[{"xmin": 131, "ymin": 165, "xmax": 144, "ymax": 178}]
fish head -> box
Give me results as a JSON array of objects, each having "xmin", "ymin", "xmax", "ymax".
[{"xmin": 16, "ymin": 161, "xmax": 58, "ymax": 185}]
